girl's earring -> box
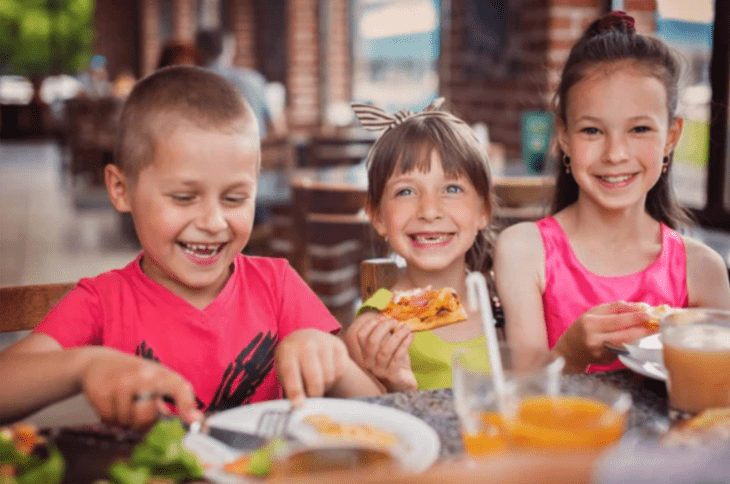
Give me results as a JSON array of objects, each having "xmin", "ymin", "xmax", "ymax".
[
  {"xmin": 562, "ymin": 155, "xmax": 571, "ymax": 174},
  {"xmin": 662, "ymin": 156, "xmax": 669, "ymax": 174}
]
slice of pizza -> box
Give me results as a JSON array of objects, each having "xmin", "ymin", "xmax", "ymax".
[
  {"xmin": 636, "ymin": 303, "xmax": 681, "ymax": 331},
  {"xmin": 380, "ymin": 286, "xmax": 467, "ymax": 332}
]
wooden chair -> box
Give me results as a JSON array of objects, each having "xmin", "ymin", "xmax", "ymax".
[
  {"xmin": 304, "ymin": 129, "xmax": 375, "ymax": 168},
  {"xmin": 493, "ymin": 176, "xmax": 555, "ymax": 226},
  {"xmin": 269, "ymin": 180, "xmax": 386, "ymax": 328},
  {"xmin": 0, "ymin": 283, "xmax": 76, "ymax": 333},
  {"xmin": 0, "ymin": 282, "xmax": 101, "ymax": 426}
]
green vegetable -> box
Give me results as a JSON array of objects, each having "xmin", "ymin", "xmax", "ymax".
[
  {"xmin": 108, "ymin": 419, "xmax": 204, "ymax": 484},
  {"xmin": 0, "ymin": 434, "xmax": 65, "ymax": 484},
  {"xmin": 247, "ymin": 438, "xmax": 288, "ymax": 478}
]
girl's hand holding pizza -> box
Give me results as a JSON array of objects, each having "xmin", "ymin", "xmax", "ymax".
[
  {"xmin": 346, "ymin": 312, "xmax": 418, "ymax": 393},
  {"xmin": 553, "ymin": 301, "xmax": 657, "ymax": 372}
]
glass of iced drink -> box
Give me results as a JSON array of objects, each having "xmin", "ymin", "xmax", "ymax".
[
  {"xmin": 452, "ymin": 344, "xmax": 558, "ymax": 456},
  {"xmin": 507, "ymin": 376, "xmax": 629, "ymax": 451},
  {"xmin": 662, "ymin": 309, "xmax": 730, "ymax": 417}
]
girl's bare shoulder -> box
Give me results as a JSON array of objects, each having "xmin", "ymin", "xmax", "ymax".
[
  {"xmin": 494, "ymin": 221, "xmax": 543, "ymax": 258},
  {"xmin": 682, "ymin": 234, "xmax": 730, "ymax": 309}
]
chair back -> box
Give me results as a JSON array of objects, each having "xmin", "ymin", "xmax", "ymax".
[
  {"xmin": 493, "ymin": 176, "xmax": 555, "ymax": 226},
  {"xmin": 269, "ymin": 180, "xmax": 386, "ymax": 328},
  {"xmin": 0, "ymin": 283, "xmax": 76, "ymax": 333},
  {"xmin": 360, "ymin": 259, "xmax": 399, "ymax": 301}
]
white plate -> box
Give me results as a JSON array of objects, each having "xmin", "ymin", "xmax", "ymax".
[
  {"xmin": 618, "ymin": 333, "xmax": 667, "ymax": 381},
  {"xmin": 183, "ymin": 398, "xmax": 440, "ymax": 483}
]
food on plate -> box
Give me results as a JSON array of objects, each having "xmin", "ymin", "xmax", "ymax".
[
  {"xmin": 302, "ymin": 415, "xmax": 400, "ymax": 450},
  {"xmin": 100, "ymin": 419, "xmax": 203, "ymax": 484},
  {"xmin": 277, "ymin": 446, "xmax": 394, "ymax": 475},
  {"xmin": 662, "ymin": 407, "xmax": 730, "ymax": 447},
  {"xmin": 0, "ymin": 424, "xmax": 65, "ymax": 484},
  {"xmin": 636, "ymin": 303, "xmax": 680, "ymax": 331},
  {"xmin": 223, "ymin": 439, "xmax": 286, "ymax": 478},
  {"xmin": 381, "ymin": 286, "xmax": 467, "ymax": 331}
]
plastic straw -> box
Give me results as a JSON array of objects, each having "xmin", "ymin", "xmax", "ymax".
[{"xmin": 466, "ymin": 272, "xmax": 506, "ymax": 410}]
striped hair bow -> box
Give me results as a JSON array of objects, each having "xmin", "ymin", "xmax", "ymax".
[{"xmin": 351, "ymin": 97, "xmax": 448, "ymax": 133}]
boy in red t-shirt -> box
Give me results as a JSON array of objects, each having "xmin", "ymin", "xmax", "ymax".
[{"xmin": 0, "ymin": 66, "xmax": 379, "ymax": 429}]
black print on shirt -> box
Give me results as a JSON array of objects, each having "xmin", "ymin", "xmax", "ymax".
[
  {"xmin": 135, "ymin": 341, "xmax": 159, "ymax": 362},
  {"xmin": 207, "ymin": 331, "xmax": 277, "ymax": 412},
  {"xmin": 135, "ymin": 331, "xmax": 277, "ymax": 412},
  {"xmin": 135, "ymin": 340, "xmax": 206, "ymax": 410}
]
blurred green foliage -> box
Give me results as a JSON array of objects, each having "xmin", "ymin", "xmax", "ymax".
[{"xmin": 0, "ymin": 0, "xmax": 95, "ymax": 77}]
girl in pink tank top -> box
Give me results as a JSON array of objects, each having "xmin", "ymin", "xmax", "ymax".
[{"xmin": 493, "ymin": 11, "xmax": 730, "ymax": 373}]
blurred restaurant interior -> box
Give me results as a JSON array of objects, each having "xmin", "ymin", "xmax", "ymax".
[{"xmin": 1, "ymin": 0, "xmax": 729, "ymax": 330}]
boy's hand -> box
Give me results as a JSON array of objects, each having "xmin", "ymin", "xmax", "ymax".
[
  {"xmin": 554, "ymin": 301, "xmax": 656, "ymax": 372},
  {"xmin": 80, "ymin": 347, "xmax": 201, "ymax": 430},
  {"xmin": 275, "ymin": 329, "xmax": 350, "ymax": 406},
  {"xmin": 351, "ymin": 314, "xmax": 417, "ymax": 392}
]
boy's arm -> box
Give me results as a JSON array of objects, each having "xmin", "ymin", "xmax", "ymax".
[
  {"xmin": 0, "ymin": 333, "xmax": 87, "ymax": 422},
  {"xmin": 0, "ymin": 333, "xmax": 200, "ymax": 428}
]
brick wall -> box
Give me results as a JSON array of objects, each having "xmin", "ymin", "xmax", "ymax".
[
  {"xmin": 287, "ymin": 0, "xmax": 321, "ymax": 130},
  {"xmin": 324, "ymin": 0, "xmax": 352, "ymax": 107},
  {"xmin": 442, "ymin": 0, "xmax": 657, "ymax": 161},
  {"xmin": 139, "ymin": 0, "xmax": 160, "ymax": 76},
  {"xmin": 93, "ymin": 0, "xmax": 141, "ymax": 78},
  {"xmin": 229, "ymin": 0, "xmax": 257, "ymax": 70}
]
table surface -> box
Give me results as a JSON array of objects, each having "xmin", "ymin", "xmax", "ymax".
[
  {"xmin": 44, "ymin": 370, "xmax": 669, "ymax": 483},
  {"xmin": 358, "ymin": 370, "xmax": 670, "ymax": 459}
]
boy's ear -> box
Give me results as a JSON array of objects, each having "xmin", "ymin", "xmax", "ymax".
[
  {"xmin": 664, "ymin": 117, "xmax": 684, "ymax": 157},
  {"xmin": 556, "ymin": 118, "xmax": 570, "ymax": 156},
  {"xmin": 105, "ymin": 164, "xmax": 132, "ymax": 213}
]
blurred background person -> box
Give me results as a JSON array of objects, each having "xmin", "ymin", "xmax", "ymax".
[
  {"xmin": 156, "ymin": 40, "xmax": 199, "ymax": 69},
  {"xmin": 195, "ymin": 29, "xmax": 280, "ymax": 138}
]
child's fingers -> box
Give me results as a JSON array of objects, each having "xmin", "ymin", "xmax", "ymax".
[
  {"xmin": 277, "ymin": 355, "xmax": 306, "ymax": 407},
  {"xmin": 375, "ymin": 324, "xmax": 412, "ymax": 369},
  {"xmin": 390, "ymin": 333, "xmax": 414, "ymax": 368},
  {"xmin": 300, "ymin": 356, "xmax": 326, "ymax": 398}
]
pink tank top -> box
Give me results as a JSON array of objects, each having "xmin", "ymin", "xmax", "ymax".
[{"xmin": 538, "ymin": 216, "xmax": 688, "ymax": 372}]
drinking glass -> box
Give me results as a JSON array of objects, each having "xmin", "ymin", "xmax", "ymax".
[
  {"xmin": 507, "ymin": 375, "xmax": 630, "ymax": 451},
  {"xmin": 452, "ymin": 344, "xmax": 630, "ymax": 456},
  {"xmin": 661, "ymin": 308, "xmax": 730, "ymax": 417},
  {"xmin": 452, "ymin": 344, "xmax": 557, "ymax": 456}
]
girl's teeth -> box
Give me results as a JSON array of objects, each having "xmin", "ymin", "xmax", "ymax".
[
  {"xmin": 180, "ymin": 243, "xmax": 222, "ymax": 258},
  {"xmin": 600, "ymin": 175, "xmax": 632, "ymax": 183},
  {"xmin": 413, "ymin": 234, "xmax": 450, "ymax": 243}
]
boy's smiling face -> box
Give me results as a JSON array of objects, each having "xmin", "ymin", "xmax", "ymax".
[{"xmin": 107, "ymin": 122, "xmax": 259, "ymax": 306}]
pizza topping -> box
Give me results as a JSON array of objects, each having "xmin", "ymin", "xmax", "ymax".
[{"xmin": 381, "ymin": 287, "xmax": 467, "ymax": 331}]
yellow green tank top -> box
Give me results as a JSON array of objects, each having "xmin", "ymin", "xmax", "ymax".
[{"xmin": 358, "ymin": 288, "xmax": 488, "ymax": 390}]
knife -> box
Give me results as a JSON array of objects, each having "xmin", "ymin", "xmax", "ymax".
[
  {"xmin": 204, "ymin": 425, "xmax": 268, "ymax": 452},
  {"xmin": 187, "ymin": 420, "xmax": 268, "ymax": 452}
]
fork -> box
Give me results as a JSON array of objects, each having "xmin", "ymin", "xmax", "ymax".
[{"xmin": 255, "ymin": 404, "xmax": 294, "ymax": 440}]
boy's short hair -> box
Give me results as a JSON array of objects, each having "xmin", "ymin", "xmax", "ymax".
[{"xmin": 115, "ymin": 65, "xmax": 259, "ymax": 181}]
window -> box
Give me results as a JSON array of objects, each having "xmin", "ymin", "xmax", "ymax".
[
  {"xmin": 351, "ymin": 0, "xmax": 440, "ymax": 112},
  {"xmin": 657, "ymin": 0, "xmax": 730, "ymax": 230},
  {"xmin": 656, "ymin": 0, "xmax": 713, "ymax": 210}
]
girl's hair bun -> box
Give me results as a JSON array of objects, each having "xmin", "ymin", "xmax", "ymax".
[{"xmin": 588, "ymin": 11, "xmax": 636, "ymax": 36}]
